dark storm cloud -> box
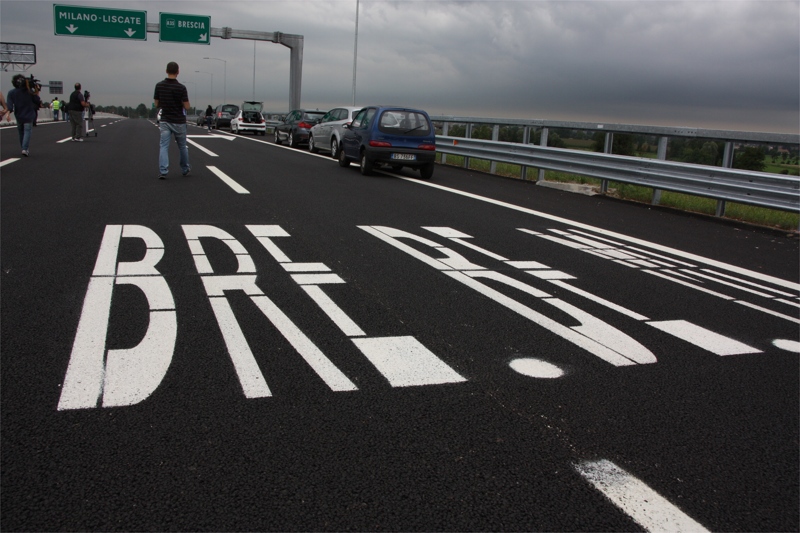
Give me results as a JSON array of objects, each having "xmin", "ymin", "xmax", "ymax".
[{"xmin": 1, "ymin": 0, "xmax": 797, "ymax": 132}]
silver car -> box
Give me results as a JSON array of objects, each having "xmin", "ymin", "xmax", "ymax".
[{"xmin": 308, "ymin": 106, "xmax": 363, "ymax": 158}]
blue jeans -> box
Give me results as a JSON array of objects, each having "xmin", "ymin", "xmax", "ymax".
[
  {"xmin": 17, "ymin": 122, "xmax": 32, "ymax": 151},
  {"xmin": 159, "ymin": 122, "xmax": 190, "ymax": 175}
]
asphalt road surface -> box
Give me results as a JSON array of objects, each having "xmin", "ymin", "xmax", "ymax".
[{"xmin": 2, "ymin": 117, "xmax": 798, "ymax": 531}]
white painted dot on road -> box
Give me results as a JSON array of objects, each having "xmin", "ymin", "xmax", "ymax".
[
  {"xmin": 773, "ymin": 338, "xmax": 800, "ymax": 353},
  {"xmin": 509, "ymin": 357, "xmax": 565, "ymax": 379}
]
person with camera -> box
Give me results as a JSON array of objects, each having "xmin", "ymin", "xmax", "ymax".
[
  {"xmin": 4, "ymin": 74, "xmax": 42, "ymax": 157},
  {"xmin": 153, "ymin": 61, "xmax": 191, "ymax": 179},
  {"xmin": 67, "ymin": 82, "xmax": 90, "ymax": 141}
]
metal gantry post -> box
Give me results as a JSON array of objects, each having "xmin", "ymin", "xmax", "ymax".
[{"xmin": 147, "ymin": 24, "xmax": 304, "ymax": 110}]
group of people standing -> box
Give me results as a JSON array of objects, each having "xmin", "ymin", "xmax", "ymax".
[
  {"xmin": 3, "ymin": 61, "xmax": 195, "ymax": 178},
  {"xmin": 1, "ymin": 78, "xmax": 91, "ymax": 156}
]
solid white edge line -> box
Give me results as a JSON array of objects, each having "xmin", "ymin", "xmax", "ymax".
[
  {"xmin": 398, "ymin": 177, "xmax": 800, "ymax": 291},
  {"xmin": 575, "ymin": 459, "xmax": 709, "ymax": 533},
  {"xmin": 206, "ymin": 165, "xmax": 250, "ymax": 194}
]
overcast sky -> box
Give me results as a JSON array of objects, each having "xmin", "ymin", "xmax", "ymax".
[{"xmin": 1, "ymin": 0, "xmax": 798, "ymax": 133}]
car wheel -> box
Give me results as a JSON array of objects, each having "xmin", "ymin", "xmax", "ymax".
[
  {"xmin": 275, "ymin": 130, "xmax": 282, "ymax": 144},
  {"xmin": 309, "ymin": 135, "xmax": 319, "ymax": 153},
  {"xmin": 360, "ymin": 152, "xmax": 373, "ymax": 176},
  {"xmin": 420, "ymin": 163, "xmax": 434, "ymax": 180},
  {"xmin": 232, "ymin": 124, "xmax": 237, "ymax": 134},
  {"xmin": 330, "ymin": 138, "xmax": 340, "ymax": 159},
  {"xmin": 338, "ymin": 147, "xmax": 350, "ymax": 168},
  {"xmin": 288, "ymin": 132, "xmax": 296, "ymax": 148}
]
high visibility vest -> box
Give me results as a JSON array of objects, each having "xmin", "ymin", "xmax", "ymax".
[{"xmin": 52, "ymin": 100, "xmax": 60, "ymax": 110}]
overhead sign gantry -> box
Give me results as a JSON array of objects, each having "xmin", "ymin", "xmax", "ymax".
[{"xmin": 52, "ymin": 4, "xmax": 303, "ymax": 109}]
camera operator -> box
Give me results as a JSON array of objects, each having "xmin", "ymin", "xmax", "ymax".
[
  {"xmin": 4, "ymin": 74, "xmax": 42, "ymax": 157},
  {"xmin": 66, "ymin": 82, "xmax": 90, "ymax": 142}
]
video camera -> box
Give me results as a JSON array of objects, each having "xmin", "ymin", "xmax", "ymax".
[
  {"xmin": 12, "ymin": 74, "xmax": 41, "ymax": 95},
  {"xmin": 83, "ymin": 90, "xmax": 90, "ymax": 101}
]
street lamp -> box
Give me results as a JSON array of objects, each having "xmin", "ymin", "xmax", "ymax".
[
  {"xmin": 195, "ymin": 70, "xmax": 213, "ymax": 108},
  {"xmin": 204, "ymin": 57, "xmax": 227, "ymax": 104},
  {"xmin": 183, "ymin": 81, "xmax": 197, "ymax": 113}
]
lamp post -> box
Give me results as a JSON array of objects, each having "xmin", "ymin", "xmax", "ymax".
[
  {"xmin": 195, "ymin": 70, "xmax": 213, "ymax": 108},
  {"xmin": 352, "ymin": 0, "xmax": 359, "ymax": 105},
  {"xmin": 184, "ymin": 81, "xmax": 197, "ymax": 114},
  {"xmin": 204, "ymin": 57, "xmax": 227, "ymax": 104}
]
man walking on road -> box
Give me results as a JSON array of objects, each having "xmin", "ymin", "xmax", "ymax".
[
  {"xmin": 67, "ymin": 83, "xmax": 89, "ymax": 141},
  {"xmin": 153, "ymin": 61, "xmax": 191, "ymax": 179},
  {"xmin": 5, "ymin": 74, "xmax": 42, "ymax": 157}
]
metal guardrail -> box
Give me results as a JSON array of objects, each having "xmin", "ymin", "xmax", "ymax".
[
  {"xmin": 435, "ymin": 135, "xmax": 800, "ymax": 215},
  {"xmin": 430, "ymin": 115, "xmax": 800, "ymax": 145}
]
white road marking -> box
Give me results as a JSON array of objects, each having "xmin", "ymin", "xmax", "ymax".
[
  {"xmin": 186, "ymin": 139, "xmax": 218, "ymax": 156},
  {"xmin": 644, "ymin": 270, "xmax": 735, "ymax": 300},
  {"xmin": 401, "ymin": 178, "xmax": 798, "ymax": 291},
  {"xmin": 301, "ymin": 285, "xmax": 366, "ymax": 337},
  {"xmin": 735, "ymin": 300, "xmax": 800, "ymax": 324},
  {"xmin": 509, "ymin": 357, "xmax": 565, "ymax": 378},
  {"xmin": 575, "ymin": 459, "xmax": 709, "ymax": 533},
  {"xmin": 648, "ymin": 320, "xmax": 761, "ymax": 355},
  {"xmin": 0, "ymin": 158, "xmax": 20, "ymax": 166},
  {"xmin": 352, "ymin": 336, "xmax": 467, "ymax": 387},
  {"xmin": 207, "ymin": 295, "xmax": 272, "ymax": 398},
  {"xmin": 207, "ymin": 165, "xmax": 249, "ymax": 194}
]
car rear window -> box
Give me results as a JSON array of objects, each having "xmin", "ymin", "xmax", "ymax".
[
  {"xmin": 378, "ymin": 110, "xmax": 431, "ymax": 136},
  {"xmin": 222, "ymin": 105, "xmax": 239, "ymax": 114},
  {"xmin": 304, "ymin": 111, "xmax": 326, "ymax": 122}
]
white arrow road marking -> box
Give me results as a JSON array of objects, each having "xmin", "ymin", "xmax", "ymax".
[{"xmin": 575, "ymin": 459, "xmax": 709, "ymax": 532}]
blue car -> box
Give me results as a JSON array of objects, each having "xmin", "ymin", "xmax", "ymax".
[{"xmin": 338, "ymin": 106, "xmax": 436, "ymax": 179}]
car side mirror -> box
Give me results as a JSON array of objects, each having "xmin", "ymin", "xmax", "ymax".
[{"xmin": 343, "ymin": 124, "xmax": 350, "ymax": 130}]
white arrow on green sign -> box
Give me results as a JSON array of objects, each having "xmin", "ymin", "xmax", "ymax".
[
  {"xmin": 53, "ymin": 4, "xmax": 147, "ymax": 41},
  {"xmin": 159, "ymin": 12, "xmax": 211, "ymax": 45}
]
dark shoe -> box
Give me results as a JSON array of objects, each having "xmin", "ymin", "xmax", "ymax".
[
  {"xmin": 158, "ymin": 174, "xmax": 167, "ymax": 180},
  {"xmin": 21, "ymin": 150, "xmax": 29, "ymax": 156},
  {"xmin": 182, "ymin": 167, "xmax": 191, "ymax": 176}
]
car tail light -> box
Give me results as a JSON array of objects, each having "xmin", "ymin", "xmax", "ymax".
[
  {"xmin": 298, "ymin": 121, "xmax": 313, "ymax": 129},
  {"xmin": 418, "ymin": 144, "xmax": 436, "ymax": 150},
  {"xmin": 237, "ymin": 118, "xmax": 243, "ymax": 121},
  {"xmin": 369, "ymin": 140, "xmax": 392, "ymax": 148},
  {"xmin": 217, "ymin": 112, "xmax": 222, "ymax": 117}
]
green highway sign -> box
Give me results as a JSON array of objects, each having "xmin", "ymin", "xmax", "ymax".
[
  {"xmin": 159, "ymin": 12, "xmax": 211, "ymax": 45},
  {"xmin": 53, "ymin": 4, "xmax": 147, "ymax": 41}
]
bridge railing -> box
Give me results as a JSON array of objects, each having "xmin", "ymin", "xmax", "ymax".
[{"xmin": 430, "ymin": 116, "xmax": 800, "ymax": 216}]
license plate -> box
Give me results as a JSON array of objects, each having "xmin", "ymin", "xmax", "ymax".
[{"xmin": 391, "ymin": 153, "xmax": 416, "ymax": 161}]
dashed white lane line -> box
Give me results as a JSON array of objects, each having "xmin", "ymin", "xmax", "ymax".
[
  {"xmin": 575, "ymin": 459, "xmax": 709, "ymax": 532},
  {"xmin": 207, "ymin": 165, "xmax": 249, "ymax": 194},
  {"xmin": 0, "ymin": 158, "xmax": 21, "ymax": 167}
]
